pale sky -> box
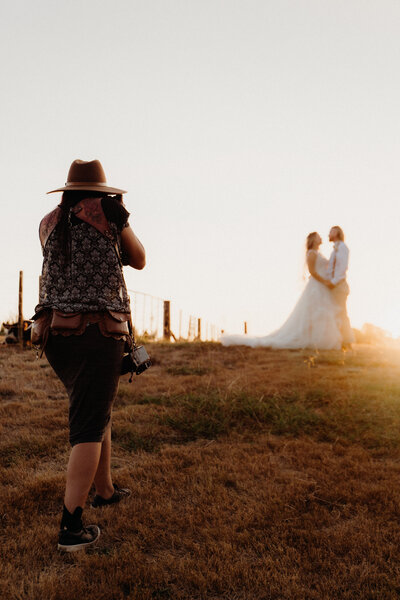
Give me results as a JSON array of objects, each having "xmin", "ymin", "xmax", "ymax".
[{"xmin": 1, "ymin": 0, "xmax": 400, "ymax": 337}]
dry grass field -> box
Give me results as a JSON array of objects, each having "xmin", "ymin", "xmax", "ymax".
[{"xmin": 1, "ymin": 340, "xmax": 400, "ymax": 599}]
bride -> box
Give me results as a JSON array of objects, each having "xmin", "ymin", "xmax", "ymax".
[{"xmin": 220, "ymin": 232, "xmax": 342, "ymax": 350}]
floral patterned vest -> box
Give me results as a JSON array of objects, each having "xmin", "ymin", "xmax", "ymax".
[{"xmin": 35, "ymin": 197, "xmax": 130, "ymax": 314}]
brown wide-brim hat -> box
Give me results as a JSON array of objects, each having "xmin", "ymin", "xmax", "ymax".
[{"xmin": 47, "ymin": 159, "xmax": 127, "ymax": 194}]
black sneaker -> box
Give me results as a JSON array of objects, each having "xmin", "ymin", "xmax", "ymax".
[
  {"xmin": 58, "ymin": 505, "xmax": 100, "ymax": 552},
  {"xmin": 91, "ymin": 483, "xmax": 131, "ymax": 508},
  {"xmin": 58, "ymin": 524, "xmax": 100, "ymax": 552}
]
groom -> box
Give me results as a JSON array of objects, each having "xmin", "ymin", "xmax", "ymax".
[{"xmin": 328, "ymin": 226, "xmax": 355, "ymax": 348}]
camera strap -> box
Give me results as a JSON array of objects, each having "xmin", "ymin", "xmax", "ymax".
[{"xmin": 127, "ymin": 315, "xmax": 136, "ymax": 348}]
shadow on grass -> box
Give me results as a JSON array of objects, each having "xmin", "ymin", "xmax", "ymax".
[
  {"xmin": 166, "ymin": 365, "xmax": 211, "ymax": 376},
  {"xmin": 158, "ymin": 390, "xmax": 400, "ymax": 451},
  {"xmin": 0, "ymin": 437, "xmax": 62, "ymax": 467},
  {"xmin": 117, "ymin": 386, "xmax": 400, "ymax": 453},
  {"xmin": 0, "ymin": 385, "xmax": 17, "ymax": 398},
  {"xmin": 112, "ymin": 425, "xmax": 161, "ymax": 453},
  {"xmin": 160, "ymin": 392, "xmax": 319, "ymax": 441}
]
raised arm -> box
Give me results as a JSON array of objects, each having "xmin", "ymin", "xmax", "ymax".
[
  {"xmin": 121, "ymin": 225, "xmax": 146, "ymax": 270},
  {"xmin": 307, "ymin": 251, "xmax": 332, "ymax": 287}
]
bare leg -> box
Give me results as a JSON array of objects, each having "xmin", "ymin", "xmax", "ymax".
[
  {"xmin": 93, "ymin": 424, "xmax": 115, "ymax": 499},
  {"xmin": 64, "ymin": 442, "xmax": 102, "ymax": 513}
]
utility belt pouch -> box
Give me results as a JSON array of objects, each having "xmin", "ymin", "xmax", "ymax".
[
  {"xmin": 101, "ymin": 310, "xmax": 130, "ymax": 335},
  {"xmin": 31, "ymin": 309, "xmax": 52, "ymax": 346},
  {"xmin": 50, "ymin": 310, "xmax": 84, "ymax": 331}
]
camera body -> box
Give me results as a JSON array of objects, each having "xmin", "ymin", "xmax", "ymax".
[{"xmin": 121, "ymin": 344, "xmax": 152, "ymax": 380}]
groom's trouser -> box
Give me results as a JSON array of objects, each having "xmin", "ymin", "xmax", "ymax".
[{"xmin": 331, "ymin": 280, "xmax": 354, "ymax": 345}]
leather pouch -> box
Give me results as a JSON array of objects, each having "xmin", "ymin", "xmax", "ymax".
[
  {"xmin": 50, "ymin": 310, "xmax": 84, "ymax": 331},
  {"xmin": 31, "ymin": 310, "xmax": 52, "ymax": 346},
  {"xmin": 101, "ymin": 310, "xmax": 130, "ymax": 335}
]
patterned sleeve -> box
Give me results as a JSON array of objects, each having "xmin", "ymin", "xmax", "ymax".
[{"xmin": 101, "ymin": 197, "xmax": 130, "ymax": 233}]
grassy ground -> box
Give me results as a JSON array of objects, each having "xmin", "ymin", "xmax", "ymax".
[{"xmin": 1, "ymin": 341, "xmax": 400, "ymax": 599}]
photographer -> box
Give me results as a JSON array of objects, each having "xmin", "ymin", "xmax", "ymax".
[{"xmin": 33, "ymin": 159, "xmax": 145, "ymax": 551}]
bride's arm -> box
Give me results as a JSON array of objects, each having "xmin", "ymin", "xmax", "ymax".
[{"xmin": 307, "ymin": 251, "xmax": 333, "ymax": 287}]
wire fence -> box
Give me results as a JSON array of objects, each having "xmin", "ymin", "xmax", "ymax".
[
  {"xmin": 128, "ymin": 290, "xmax": 164, "ymax": 340},
  {"xmin": 8, "ymin": 271, "xmax": 231, "ymax": 345},
  {"xmin": 128, "ymin": 289, "xmax": 222, "ymax": 341}
]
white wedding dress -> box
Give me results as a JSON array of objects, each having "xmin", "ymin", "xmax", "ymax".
[{"xmin": 220, "ymin": 251, "xmax": 342, "ymax": 350}]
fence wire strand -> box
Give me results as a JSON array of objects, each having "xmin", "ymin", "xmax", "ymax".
[{"xmin": 127, "ymin": 289, "xmax": 221, "ymax": 341}]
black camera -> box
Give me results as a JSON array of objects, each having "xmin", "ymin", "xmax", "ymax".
[{"xmin": 121, "ymin": 344, "xmax": 152, "ymax": 381}]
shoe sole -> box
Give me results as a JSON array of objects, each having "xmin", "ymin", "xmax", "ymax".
[
  {"xmin": 90, "ymin": 501, "xmax": 123, "ymax": 509},
  {"xmin": 57, "ymin": 526, "xmax": 100, "ymax": 552},
  {"xmin": 90, "ymin": 492, "xmax": 131, "ymax": 509}
]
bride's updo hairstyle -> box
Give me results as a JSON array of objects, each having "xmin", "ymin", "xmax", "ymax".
[{"xmin": 306, "ymin": 232, "xmax": 318, "ymax": 250}]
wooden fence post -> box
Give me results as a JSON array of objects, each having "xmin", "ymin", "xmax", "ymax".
[
  {"xmin": 244, "ymin": 321, "xmax": 248, "ymax": 334},
  {"xmin": 18, "ymin": 271, "xmax": 23, "ymax": 346},
  {"xmin": 163, "ymin": 300, "xmax": 171, "ymax": 341},
  {"xmin": 197, "ymin": 318, "xmax": 201, "ymax": 340}
]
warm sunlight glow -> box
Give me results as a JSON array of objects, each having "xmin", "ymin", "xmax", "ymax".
[{"xmin": 1, "ymin": 1, "xmax": 400, "ymax": 341}]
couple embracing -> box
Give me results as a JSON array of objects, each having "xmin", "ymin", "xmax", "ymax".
[{"xmin": 221, "ymin": 226, "xmax": 354, "ymax": 350}]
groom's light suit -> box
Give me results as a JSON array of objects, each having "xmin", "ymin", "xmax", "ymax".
[{"xmin": 328, "ymin": 241, "xmax": 354, "ymax": 345}]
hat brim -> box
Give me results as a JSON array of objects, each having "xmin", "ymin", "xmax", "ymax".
[{"xmin": 47, "ymin": 184, "xmax": 127, "ymax": 195}]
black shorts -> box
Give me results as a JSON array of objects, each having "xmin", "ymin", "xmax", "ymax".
[{"xmin": 45, "ymin": 324, "xmax": 125, "ymax": 446}]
